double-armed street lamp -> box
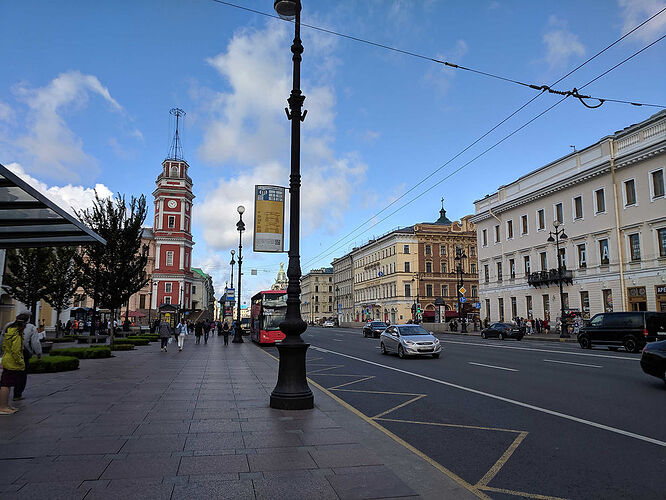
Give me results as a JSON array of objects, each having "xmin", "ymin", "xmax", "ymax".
[
  {"xmin": 411, "ymin": 274, "xmax": 420, "ymax": 323},
  {"xmin": 547, "ymin": 221, "xmax": 569, "ymax": 338},
  {"xmin": 335, "ymin": 286, "xmax": 340, "ymax": 324},
  {"xmin": 233, "ymin": 206, "xmax": 245, "ymax": 343},
  {"xmin": 270, "ymin": 0, "xmax": 314, "ymax": 410},
  {"xmin": 451, "ymin": 247, "xmax": 468, "ymax": 332}
]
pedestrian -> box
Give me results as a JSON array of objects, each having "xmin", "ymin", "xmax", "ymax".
[
  {"xmin": 217, "ymin": 321, "xmax": 223, "ymax": 337},
  {"xmin": 203, "ymin": 321, "xmax": 211, "ymax": 344},
  {"xmin": 0, "ymin": 312, "xmax": 29, "ymax": 414},
  {"xmin": 195, "ymin": 320, "xmax": 203, "ymax": 344},
  {"xmin": 1, "ymin": 310, "xmax": 42, "ymax": 403},
  {"xmin": 222, "ymin": 321, "xmax": 230, "ymax": 346},
  {"xmin": 158, "ymin": 319, "xmax": 171, "ymax": 352},
  {"xmin": 175, "ymin": 320, "xmax": 186, "ymax": 352}
]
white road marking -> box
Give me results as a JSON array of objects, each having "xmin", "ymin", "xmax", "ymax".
[
  {"xmin": 310, "ymin": 346, "xmax": 666, "ymax": 448},
  {"xmin": 543, "ymin": 359, "xmax": 602, "ymax": 368},
  {"xmin": 439, "ymin": 339, "xmax": 638, "ymax": 361},
  {"xmin": 468, "ymin": 362, "xmax": 517, "ymax": 372},
  {"xmin": 331, "ymin": 339, "xmax": 343, "ymax": 342}
]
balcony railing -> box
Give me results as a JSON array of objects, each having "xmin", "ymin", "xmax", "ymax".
[{"xmin": 528, "ymin": 268, "xmax": 573, "ymax": 288}]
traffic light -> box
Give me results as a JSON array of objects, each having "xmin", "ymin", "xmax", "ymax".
[{"xmin": 417, "ymin": 303, "xmax": 422, "ymax": 314}]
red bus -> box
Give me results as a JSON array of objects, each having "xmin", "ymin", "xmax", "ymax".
[{"xmin": 250, "ymin": 290, "xmax": 287, "ymax": 344}]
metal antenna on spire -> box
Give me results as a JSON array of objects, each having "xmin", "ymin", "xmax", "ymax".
[{"xmin": 167, "ymin": 108, "xmax": 186, "ymax": 161}]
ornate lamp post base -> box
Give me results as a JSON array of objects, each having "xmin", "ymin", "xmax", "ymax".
[{"xmin": 270, "ymin": 342, "xmax": 314, "ymax": 410}]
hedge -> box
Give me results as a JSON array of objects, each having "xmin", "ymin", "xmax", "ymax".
[
  {"xmin": 50, "ymin": 347, "xmax": 112, "ymax": 359},
  {"xmin": 28, "ymin": 355, "xmax": 79, "ymax": 373},
  {"xmin": 49, "ymin": 336, "xmax": 78, "ymax": 343},
  {"xmin": 112, "ymin": 338, "xmax": 149, "ymax": 346},
  {"xmin": 111, "ymin": 344, "xmax": 134, "ymax": 351}
]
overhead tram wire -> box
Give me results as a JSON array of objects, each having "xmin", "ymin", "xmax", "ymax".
[
  {"xmin": 303, "ymin": 32, "xmax": 666, "ymax": 268},
  {"xmin": 299, "ymin": 11, "xmax": 666, "ymax": 269},
  {"xmin": 209, "ymin": 0, "xmax": 666, "ymax": 109}
]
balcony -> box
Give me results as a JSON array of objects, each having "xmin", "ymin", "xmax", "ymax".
[{"xmin": 528, "ymin": 268, "xmax": 573, "ymax": 288}]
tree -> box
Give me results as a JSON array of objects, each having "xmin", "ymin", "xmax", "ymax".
[
  {"xmin": 43, "ymin": 247, "xmax": 79, "ymax": 336},
  {"xmin": 4, "ymin": 248, "xmax": 54, "ymax": 324},
  {"xmin": 75, "ymin": 192, "xmax": 148, "ymax": 340}
]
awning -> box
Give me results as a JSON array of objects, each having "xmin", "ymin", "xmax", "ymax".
[
  {"xmin": 0, "ymin": 163, "xmax": 105, "ymax": 248},
  {"xmin": 445, "ymin": 310, "xmax": 459, "ymax": 318}
]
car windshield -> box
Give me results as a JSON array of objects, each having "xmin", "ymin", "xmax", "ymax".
[
  {"xmin": 397, "ymin": 325, "xmax": 429, "ymax": 335},
  {"xmin": 371, "ymin": 322, "xmax": 387, "ymax": 328}
]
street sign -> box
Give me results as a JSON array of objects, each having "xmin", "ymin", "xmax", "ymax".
[
  {"xmin": 459, "ymin": 297, "xmax": 466, "ymax": 303},
  {"xmin": 474, "ymin": 302, "xmax": 481, "ymax": 309},
  {"xmin": 253, "ymin": 185, "xmax": 285, "ymax": 252},
  {"xmin": 459, "ymin": 286, "xmax": 466, "ymax": 296},
  {"xmin": 338, "ymin": 303, "xmax": 342, "ymax": 313},
  {"xmin": 226, "ymin": 288, "xmax": 235, "ymax": 301}
]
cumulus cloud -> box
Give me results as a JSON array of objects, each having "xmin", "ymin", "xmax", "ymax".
[
  {"xmin": 543, "ymin": 16, "xmax": 586, "ymax": 69},
  {"xmin": 6, "ymin": 162, "xmax": 113, "ymax": 215},
  {"xmin": 13, "ymin": 71, "xmax": 122, "ymax": 182},
  {"xmin": 618, "ymin": 0, "xmax": 666, "ymax": 42}
]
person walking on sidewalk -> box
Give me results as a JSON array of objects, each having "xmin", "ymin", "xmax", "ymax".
[
  {"xmin": 159, "ymin": 320, "xmax": 171, "ymax": 352},
  {"xmin": 203, "ymin": 321, "xmax": 211, "ymax": 344},
  {"xmin": 194, "ymin": 320, "xmax": 203, "ymax": 344},
  {"xmin": 0, "ymin": 312, "xmax": 28, "ymax": 414},
  {"xmin": 222, "ymin": 321, "xmax": 230, "ymax": 346},
  {"xmin": 1, "ymin": 310, "xmax": 42, "ymax": 402},
  {"xmin": 175, "ymin": 320, "xmax": 186, "ymax": 352}
]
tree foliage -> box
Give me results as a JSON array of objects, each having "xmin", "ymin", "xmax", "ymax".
[
  {"xmin": 4, "ymin": 247, "xmax": 53, "ymax": 323},
  {"xmin": 43, "ymin": 247, "xmax": 79, "ymax": 333}
]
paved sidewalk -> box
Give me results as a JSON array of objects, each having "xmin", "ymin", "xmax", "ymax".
[{"xmin": 0, "ymin": 335, "xmax": 476, "ymax": 499}]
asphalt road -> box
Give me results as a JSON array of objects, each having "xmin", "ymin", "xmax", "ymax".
[{"xmin": 263, "ymin": 326, "xmax": 666, "ymax": 500}]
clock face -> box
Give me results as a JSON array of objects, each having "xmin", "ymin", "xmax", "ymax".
[{"xmin": 167, "ymin": 200, "xmax": 177, "ymax": 209}]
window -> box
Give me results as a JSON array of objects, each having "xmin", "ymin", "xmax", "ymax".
[
  {"xmin": 470, "ymin": 263, "xmax": 477, "ymax": 274},
  {"xmin": 558, "ymin": 248, "xmax": 566, "ymax": 268},
  {"xmin": 470, "ymin": 246, "xmax": 476, "ymax": 257},
  {"xmin": 602, "ymin": 289, "xmax": 613, "ymax": 312},
  {"xmin": 521, "ymin": 215, "xmax": 528, "ymax": 235},
  {"xmin": 441, "ymin": 262, "xmax": 447, "ymax": 273},
  {"xmin": 624, "ymin": 179, "xmax": 636, "ymax": 206},
  {"xmin": 573, "ymin": 196, "xmax": 583, "ymax": 220},
  {"xmin": 315, "ymin": 285, "xmax": 319, "ymax": 292},
  {"xmin": 139, "ymin": 294, "xmax": 146, "ymax": 309},
  {"xmin": 484, "ymin": 265, "xmax": 489, "ymax": 284},
  {"xmin": 426, "ymin": 284, "xmax": 433, "ymax": 297},
  {"xmin": 509, "ymin": 259, "xmax": 515, "ymax": 279},
  {"xmin": 554, "ymin": 203, "xmax": 563, "ymax": 223},
  {"xmin": 329, "ymin": 286, "xmax": 332, "ymax": 292},
  {"xmin": 482, "ymin": 229, "xmax": 488, "ymax": 247},
  {"xmin": 404, "ymin": 262, "xmax": 410, "ymax": 272},
  {"xmin": 526, "ymin": 296, "xmax": 533, "ymax": 318},
  {"xmin": 629, "ymin": 233, "xmax": 641, "ymax": 261},
  {"xmin": 562, "ymin": 292, "xmax": 569, "ymax": 309},
  {"xmin": 594, "ymin": 188, "xmax": 606, "ymax": 214},
  {"xmin": 403, "ymin": 245, "xmax": 410, "ymax": 254},
  {"xmin": 494, "ymin": 225, "xmax": 500, "ymax": 243},
  {"xmin": 497, "ymin": 262, "xmax": 503, "ymax": 282},
  {"xmin": 440, "ymin": 245, "xmax": 446, "ymax": 256},
  {"xmin": 168, "ymin": 216, "xmax": 175, "ymax": 228},
  {"xmin": 524, "ymin": 255, "xmax": 531, "ymax": 274},
  {"xmin": 540, "ymin": 251, "xmax": 547, "ymax": 271},
  {"xmin": 425, "ymin": 244, "xmax": 431, "ymax": 255},
  {"xmin": 485, "ymin": 299, "xmax": 491, "ymax": 318},
  {"xmin": 542, "ymin": 294, "xmax": 550, "ymax": 315},
  {"xmin": 580, "ymin": 291, "xmax": 590, "ymax": 319},
  {"xmin": 511, "ymin": 297, "xmax": 517, "ymax": 319},
  {"xmin": 404, "ymin": 284, "xmax": 411, "ymax": 297},
  {"xmin": 659, "ymin": 228, "xmax": 666, "ymax": 257},
  {"xmin": 537, "ymin": 209, "xmax": 545, "ymax": 230},
  {"xmin": 577, "ymin": 243, "xmax": 587, "ymax": 268},
  {"xmin": 498, "ymin": 298, "xmax": 504, "ymax": 322},
  {"xmin": 471, "ymin": 285, "xmax": 477, "ymax": 297},
  {"xmin": 599, "ymin": 239, "xmax": 609, "ymax": 265},
  {"xmin": 315, "ymin": 305, "xmax": 319, "ymax": 312},
  {"xmin": 315, "ymin": 296, "xmax": 319, "ymax": 302},
  {"xmin": 192, "ymin": 285, "xmax": 196, "ymax": 294},
  {"xmin": 507, "ymin": 220, "xmax": 514, "ymax": 239},
  {"xmin": 651, "ymin": 169, "xmax": 665, "ymax": 199},
  {"xmin": 164, "ymin": 296, "xmax": 171, "ymax": 304},
  {"xmin": 441, "ymin": 284, "xmax": 448, "ymax": 296},
  {"xmin": 165, "ymin": 283, "xmax": 172, "ymax": 293},
  {"xmin": 166, "ymin": 251, "xmax": 174, "ymax": 266}
]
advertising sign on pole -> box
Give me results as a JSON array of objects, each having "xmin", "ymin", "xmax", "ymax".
[{"xmin": 253, "ymin": 185, "xmax": 285, "ymax": 252}]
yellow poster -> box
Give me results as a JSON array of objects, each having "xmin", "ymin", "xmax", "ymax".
[{"xmin": 253, "ymin": 185, "xmax": 285, "ymax": 252}]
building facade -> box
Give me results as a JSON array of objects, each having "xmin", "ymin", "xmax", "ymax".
[
  {"xmin": 300, "ymin": 267, "xmax": 334, "ymax": 324},
  {"xmin": 191, "ymin": 267, "xmax": 215, "ymax": 316},
  {"xmin": 332, "ymin": 254, "xmax": 353, "ymax": 323},
  {"xmin": 472, "ymin": 110, "xmax": 666, "ymax": 324}
]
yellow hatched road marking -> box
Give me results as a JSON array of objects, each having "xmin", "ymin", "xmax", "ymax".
[
  {"xmin": 308, "ymin": 364, "xmax": 345, "ymax": 374},
  {"xmin": 479, "ymin": 485, "xmax": 566, "ymax": 500},
  {"xmin": 475, "ymin": 431, "xmax": 528, "ymax": 487},
  {"xmin": 374, "ymin": 417, "xmax": 524, "ymax": 434},
  {"xmin": 328, "ymin": 376, "xmax": 375, "ymax": 390},
  {"xmin": 372, "ymin": 394, "xmax": 427, "ymax": 419}
]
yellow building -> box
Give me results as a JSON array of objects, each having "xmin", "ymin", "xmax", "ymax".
[{"xmin": 300, "ymin": 267, "xmax": 334, "ymax": 324}]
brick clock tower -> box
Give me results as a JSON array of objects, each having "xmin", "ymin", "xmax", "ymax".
[{"xmin": 151, "ymin": 108, "xmax": 195, "ymax": 313}]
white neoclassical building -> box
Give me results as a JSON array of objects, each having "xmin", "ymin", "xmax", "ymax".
[{"xmin": 472, "ymin": 110, "xmax": 666, "ymax": 323}]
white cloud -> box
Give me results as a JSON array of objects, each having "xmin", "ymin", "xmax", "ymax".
[
  {"xmin": 618, "ymin": 0, "xmax": 666, "ymax": 42},
  {"xmin": 543, "ymin": 16, "xmax": 586, "ymax": 69},
  {"xmin": 0, "ymin": 101, "xmax": 13, "ymax": 122},
  {"xmin": 6, "ymin": 162, "xmax": 113, "ymax": 215},
  {"xmin": 13, "ymin": 71, "xmax": 122, "ymax": 182},
  {"xmin": 424, "ymin": 39, "xmax": 469, "ymax": 94}
]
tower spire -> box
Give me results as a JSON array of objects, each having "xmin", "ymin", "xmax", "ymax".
[{"xmin": 167, "ymin": 107, "xmax": 186, "ymax": 161}]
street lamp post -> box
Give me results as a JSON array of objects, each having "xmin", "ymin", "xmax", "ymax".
[
  {"xmin": 335, "ymin": 286, "xmax": 340, "ymax": 325},
  {"xmin": 454, "ymin": 247, "xmax": 467, "ymax": 332},
  {"xmin": 547, "ymin": 221, "xmax": 570, "ymax": 338},
  {"xmin": 230, "ymin": 250, "xmax": 236, "ymax": 290},
  {"xmin": 270, "ymin": 0, "xmax": 314, "ymax": 410},
  {"xmin": 233, "ymin": 206, "xmax": 245, "ymax": 343},
  {"xmin": 411, "ymin": 274, "xmax": 420, "ymax": 323}
]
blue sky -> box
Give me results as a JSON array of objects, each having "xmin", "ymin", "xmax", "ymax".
[{"xmin": 1, "ymin": 0, "xmax": 665, "ymax": 305}]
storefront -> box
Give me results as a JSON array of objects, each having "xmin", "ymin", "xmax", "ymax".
[
  {"xmin": 656, "ymin": 285, "xmax": 666, "ymax": 312},
  {"xmin": 627, "ymin": 286, "xmax": 647, "ymax": 311}
]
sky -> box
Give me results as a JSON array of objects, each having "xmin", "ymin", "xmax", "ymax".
[{"xmin": 1, "ymin": 0, "xmax": 665, "ymax": 306}]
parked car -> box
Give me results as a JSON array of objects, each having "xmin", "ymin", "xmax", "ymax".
[
  {"xmin": 577, "ymin": 312, "xmax": 666, "ymax": 353},
  {"xmin": 640, "ymin": 339, "xmax": 666, "ymax": 386},
  {"xmin": 481, "ymin": 322, "xmax": 524, "ymax": 341},
  {"xmin": 380, "ymin": 324, "xmax": 441, "ymax": 358},
  {"xmin": 323, "ymin": 320, "xmax": 335, "ymax": 328},
  {"xmin": 363, "ymin": 321, "xmax": 388, "ymax": 338}
]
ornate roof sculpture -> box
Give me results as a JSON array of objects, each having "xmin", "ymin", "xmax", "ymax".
[{"xmin": 271, "ymin": 262, "xmax": 288, "ymax": 290}]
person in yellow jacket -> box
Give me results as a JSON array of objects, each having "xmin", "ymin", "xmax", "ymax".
[{"xmin": 0, "ymin": 313, "xmax": 27, "ymax": 414}]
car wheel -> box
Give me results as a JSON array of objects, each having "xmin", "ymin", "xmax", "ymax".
[
  {"xmin": 516, "ymin": 336, "xmax": 523, "ymax": 341},
  {"xmin": 498, "ymin": 333, "xmax": 504, "ymax": 341},
  {"xmin": 623, "ymin": 336, "xmax": 639, "ymax": 353},
  {"xmin": 481, "ymin": 332, "xmax": 486, "ymax": 339},
  {"xmin": 398, "ymin": 345, "xmax": 405, "ymax": 359},
  {"xmin": 380, "ymin": 343, "xmax": 387, "ymax": 355},
  {"xmin": 363, "ymin": 330, "xmax": 368, "ymax": 338},
  {"xmin": 432, "ymin": 353, "xmax": 440, "ymax": 359},
  {"xmin": 578, "ymin": 335, "xmax": 591, "ymax": 349}
]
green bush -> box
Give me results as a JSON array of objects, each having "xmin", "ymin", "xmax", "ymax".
[
  {"xmin": 50, "ymin": 336, "xmax": 77, "ymax": 343},
  {"xmin": 50, "ymin": 347, "xmax": 112, "ymax": 359},
  {"xmin": 111, "ymin": 343, "xmax": 134, "ymax": 351},
  {"xmin": 28, "ymin": 355, "xmax": 79, "ymax": 373},
  {"xmin": 124, "ymin": 338, "xmax": 150, "ymax": 346}
]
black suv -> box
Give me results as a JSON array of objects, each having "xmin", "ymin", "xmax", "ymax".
[
  {"xmin": 577, "ymin": 312, "xmax": 666, "ymax": 353},
  {"xmin": 363, "ymin": 321, "xmax": 388, "ymax": 338}
]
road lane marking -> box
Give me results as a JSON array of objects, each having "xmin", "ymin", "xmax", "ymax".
[
  {"xmin": 543, "ymin": 359, "xmax": 602, "ymax": 368},
  {"xmin": 439, "ymin": 339, "xmax": 638, "ymax": 361},
  {"xmin": 311, "ymin": 346, "xmax": 666, "ymax": 448},
  {"xmin": 476, "ymin": 431, "xmax": 528, "ymax": 488},
  {"xmin": 468, "ymin": 362, "xmax": 518, "ymax": 372},
  {"xmin": 332, "ymin": 339, "xmax": 343, "ymax": 342}
]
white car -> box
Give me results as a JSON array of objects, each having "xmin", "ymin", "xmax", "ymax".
[{"xmin": 323, "ymin": 321, "xmax": 335, "ymax": 328}]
